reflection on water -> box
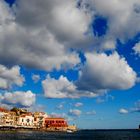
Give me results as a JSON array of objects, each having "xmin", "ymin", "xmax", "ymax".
[{"xmin": 0, "ymin": 129, "xmax": 140, "ymax": 140}]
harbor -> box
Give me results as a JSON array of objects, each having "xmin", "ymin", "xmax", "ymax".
[{"xmin": 0, "ymin": 107, "xmax": 77, "ymax": 132}]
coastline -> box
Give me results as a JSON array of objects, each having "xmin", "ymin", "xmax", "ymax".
[
  {"xmin": 0, "ymin": 126, "xmax": 78, "ymax": 133},
  {"xmin": 0, "ymin": 128, "xmax": 138, "ymax": 132}
]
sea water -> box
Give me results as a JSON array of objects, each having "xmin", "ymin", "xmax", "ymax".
[{"xmin": 0, "ymin": 129, "xmax": 139, "ymax": 140}]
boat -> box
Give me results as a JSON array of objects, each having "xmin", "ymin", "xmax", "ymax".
[{"xmin": 66, "ymin": 129, "xmax": 74, "ymax": 133}]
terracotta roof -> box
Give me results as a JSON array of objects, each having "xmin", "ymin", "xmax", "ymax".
[
  {"xmin": 45, "ymin": 118, "xmax": 66, "ymax": 120},
  {"xmin": 0, "ymin": 107, "xmax": 9, "ymax": 112}
]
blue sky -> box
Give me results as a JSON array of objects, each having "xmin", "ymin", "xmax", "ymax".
[{"xmin": 0, "ymin": 0, "xmax": 140, "ymax": 129}]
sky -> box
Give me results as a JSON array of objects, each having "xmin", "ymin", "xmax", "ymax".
[{"xmin": 0, "ymin": 0, "xmax": 140, "ymax": 129}]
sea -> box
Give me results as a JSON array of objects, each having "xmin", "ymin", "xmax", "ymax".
[{"xmin": 0, "ymin": 129, "xmax": 139, "ymax": 140}]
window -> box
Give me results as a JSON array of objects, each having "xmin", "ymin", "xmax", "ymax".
[{"xmin": 26, "ymin": 119, "xmax": 30, "ymax": 123}]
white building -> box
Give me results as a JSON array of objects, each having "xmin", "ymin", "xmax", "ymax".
[{"xmin": 18, "ymin": 114, "xmax": 34, "ymax": 127}]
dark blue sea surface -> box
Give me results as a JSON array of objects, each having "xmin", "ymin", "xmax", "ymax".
[{"xmin": 0, "ymin": 129, "xmax": 139, "ymax": 140}]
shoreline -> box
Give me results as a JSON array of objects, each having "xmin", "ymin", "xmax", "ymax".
[
  {"xmin": 0, "ymin": 128, "xmax": 138, "ymax": 132},
  {"xmin": 0, "ymin": 127, "xmax": 77, "ymax": 133}
]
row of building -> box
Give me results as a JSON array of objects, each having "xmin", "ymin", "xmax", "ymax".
[{"xmin": 0, "ymin": 107, "xmax": 76, "ymax": 131}]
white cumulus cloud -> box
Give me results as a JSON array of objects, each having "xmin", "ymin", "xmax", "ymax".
[
  {"xmin": 42, "ymin": 75, "xmax": 77, "ymax": 98},
  {"xmin": 0, "ymin": 0, "xmax": 139, "ymax": 101},
  {"xmin": 0, "ymin": 0, "xmax": 81, "ymax": 71},
  {"xmin": 0, "ymin": 0, "xmax": 140, "ymax": 72},
  {"xmin": 89, "ymin": 0, "xmax": 140, "ymax": 40},
  {"xmin": 76, "ymin": 52, "xmax": 137, "ymax": 92},
  {"xmin": 0, "ymin": 90, "xmax": 36, "ymax": 107},
  {"xmin": 42, "ymin": 75, "xmax": 97, "ymax": 98},
  {"xmin": 0, "ymin": 65, "xmax": 24, "ymax": 89}
]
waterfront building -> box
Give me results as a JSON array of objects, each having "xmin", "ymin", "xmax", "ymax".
[
  {"xmin": 33, "ymin": 112, "xmax": 48, "ymax": 128},
  {"xmin": 3, "ymin": 111, "xmax": 17, "ymax": 126},
  {"xmin": 0, "ymin": 107, "xmax": 76, "ymax": 131},
  {"xmin": 45, "ymin": 118, "xmax": 68, "ymax": 130},
  {"xmin": 0, "ymin": 111, "xmax": 6, "ymax": 125},
  {"xmin": 0, "ymin": 108, "xmax": 17, "ymax": 126},
  {"xmin": 18, "ymin": 113, "xmax": 34, "ymax": 127}
]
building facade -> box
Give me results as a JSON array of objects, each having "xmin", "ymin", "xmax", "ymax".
[
  {"xmin": 18, "ymin": 113, "xmax": 34, "ymax": 127},
  {"xmin": 3, "ymin": 111, "xmax": 17, "ymax": 126},
  {"xmin": 0, "ymin": 108, "xmax": 17, "ymax": 126},
  {"xmin": 33, "ymin": 112, "xmax": 48, "ymax": 128},
  {"xmin": 45, "ymin": 118, "xmax": 68, "ymax": 130},
  {"xmin": 0, "ymin": 107, "xmax": 75, "ymax": 131}
]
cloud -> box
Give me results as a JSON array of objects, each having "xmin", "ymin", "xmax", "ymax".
[
  {"xmin": 85, "ymin": 110, "xmax": 96, "ymax": 115},
  {"xmin": 42, "ymin": 52, "xmax": 137, "ymax": 99},
  {"xmin": 0, "ymin": 65, "xmax": 24, "ymax": 89},
  {"xmin": 119, "ymin": 108, "xmax": 129, "ymax": 114},
  {"xmin": 136, "ymin": 77, "xmax": 140, "ymax": 83},
  {"xmin": 42, "ymin": 75, "xmax": 97, "ymax": 98},
  {"xmin": 11, "ymin": 0, "xmax": 140, "ymax": 53},
  {"xmin": 0, "ymin": 0, "xmax": 139, "ymax": 101},
  {"xmin": 56, "ymin": 104, "xmax": 64, "ymax": 110},
  {"xmin": 76, "ymin": 0, "xmax": 140, "ymax": 52},
  {"xmin": 1, "ymin": 0, "xmax": 140, "ymax": 72},
  {"xmin": 133, "ymin": 42, "xmax": 140, "ymax": 56},
  {"xmin": 14, "ymin": 0, "xmax": 93, "ymax": 49},
  {"xmin": 42, "ymin": 75, "xmax": 77, "ymax": 98},
  {"xmin": 74, "ymin": 102, "xmax": 83, "ymax": 107},
  {"xmin": 68, "ymin": 109, "xmax": 82, "ymax": 117},
  {"xmin": 130, "ymin": 100, "xmax": 140, "ymax": 112},
  {"xmin": 76, "ymin": 52, "xmax": 137, "ymax": 92},
  {"xmin": 49, "ymin": 112, "xmax": 67, "ymax": 118},
  {"xmin": 120, "ymin": 100, "xmax": 140, "ymax": 113},
  {"xmin": 89, "ymin": 0, "xmax": 140, "ymax": 41},
  {"xmin": 0, "ymin": 0, "xmax": 80, "ymax": 71},
  {"xmin": 32, "ymin": 74, "xmax": 40, "ymax": 83},
  {"xmin": 96, "ymin": 94, "xmax": 114, "ymax": 104},
  {"xmin": 96, "ymin": 98, "xmax": 105, "ymax": 104},
  {"xmin": 27, "ymin": 104, "xmax": 46, "ymax": 112},
  {"xmin": 0, "ymin": 90, "xmax": 36, "ymax": 107}
]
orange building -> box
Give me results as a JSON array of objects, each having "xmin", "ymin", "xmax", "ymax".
[{"xmin": 45, "ymin": 118, "xmax": 68, "ymax": 129}]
